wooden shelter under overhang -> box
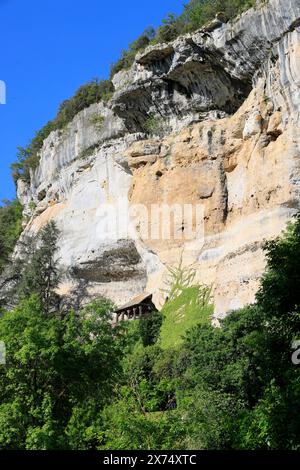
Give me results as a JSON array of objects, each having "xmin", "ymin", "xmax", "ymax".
[{"xmin": 114, "ymin": 292, "xmax": 157, "ymax": 322}]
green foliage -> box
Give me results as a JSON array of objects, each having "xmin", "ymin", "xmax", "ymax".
[
  {"xmin": 100, "ymin": 341, "xmax": 183, "ymax": 450},
  {"xmin": 177, "ymin": 306, "xmax": 264, "ymax": 448},
  {"xmin": 138, "ymin": 311, "xmax": 163, "ymax": 347},
  {"xmin": 100, "ymin": 213, "xmax": 300, "ymax": 450},
  {"xmin": 2, "ymin": 221, "xmax": 60, "ymax": 313},
  {"xmin": 89, "ymin": 112, "xmax": 105, "ymax": 131},
  {"xmin": 160, "ymin": 286, "xmax": 212, "ymax": 349},
  {"xmin": 56, "ymin": 79, "xmax": 113, "ymax": 126},
  {"xmin": 0, "ymin": 296, "xmax": 121, "ymax": 449},
  {"xmin": 0, "ymin": 200, "xmax": 23, "ymax": 274},
  {"xmin": 20, "ymin": 222, "xmax": 59, "ymax": 312},
  {"xmin": 12, "ymin": 79, "xmax": 114, "ymax": 183},
  {"xmin": 28, "ymin": 200, "xmax": 37, "ymax": 211},
  {"xmin": 183, "ymin": 0, "xmax": 256, "ymax": 32},
  {"xmin": 180, "ymin": 386, "xmax": 244, "ymax": 450},
  {"xmin": 101, "ymin": 396, "xmax": 183, "ymax": 450},
  {"xmin": 110, "ymin": 27, "xmax": 155, "ymax": 78},
  {"xmin": 143, "ymin": 115, "xmax": 165, "ymax": 136},
  {"xmin": 1, "ymin": 210, "xmax": 300, "ymax": 450},
  {"xmin": 153, "ymin": 13, "xmax": 186, "ymax": 44},
  {"xmin": 160, "ymin": 259, "xmax": 213, "ymax": 349},
  {"xmin": 257, "ymin": 215, "xmax": 300, "ymax": 319}
]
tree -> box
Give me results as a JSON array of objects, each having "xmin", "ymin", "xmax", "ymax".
[
  {"xmin": 0, "ymin": 296, "xmax": 121, "ymax": 449},
  {"xmin": 154, "ymin": 14, "xmax": 185, "ymax": 44},
  {"xmin": 2, "ymin": 221, "xmax": 61, "ymax": 314},
  {"xmin": 100, "ymin": 340, "xmax": 183, "ymax": 450},
  {"xmin": 257, "ymin": 214, "xmax": 300, "ymax": 319},
  {"xmin": 17, "ymin": 221, "xmax": 60, "ymax": 314},
  {"xmin": 100, "ymin": 394, "xmax": 183, "ymax": 450},
  {"xmin": 0, "ymin": 200, "xmax": 22, "ymax": 274}
]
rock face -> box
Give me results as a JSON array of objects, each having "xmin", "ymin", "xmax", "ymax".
[{"xmin": 17, "ymin": 0, "xmax": 300, "ymax": 315}]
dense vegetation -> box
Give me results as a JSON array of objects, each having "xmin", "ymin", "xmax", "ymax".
[
  {"xmin": 0, "ymin": 296, "xmax": 121, "ymax": 449},
  {"xmin": 159, "ymin": 260, "xmax": 213, "ymax": 349},
  {"xmin": 0, "ymin": 212, "xmax": 300, "ymax": 449},
  {"xmin": 0, "ymin": 200, "xmax": 23, "ymax": 274},
  {"xmin": 13, "ymin": 0, "xmax": 257, "ymax": 185}
]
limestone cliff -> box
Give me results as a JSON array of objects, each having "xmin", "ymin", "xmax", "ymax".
[{"xmin": 17, "ymin": 0, "xmax": 300, "ymax": 316}]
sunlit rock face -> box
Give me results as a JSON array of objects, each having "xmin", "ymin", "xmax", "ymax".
[{"xmin": 17, "ymin": 0, "xmax": 300, "ymax": 315}]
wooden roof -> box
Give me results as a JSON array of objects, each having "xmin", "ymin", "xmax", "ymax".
[{"xmin": 116, "ymin": 292, "xmax": 153, "ymax": 312}]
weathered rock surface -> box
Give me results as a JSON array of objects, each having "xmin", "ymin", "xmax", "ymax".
[{"xmin": 17, "ymin": 0, "xmax": 300, "ymax": 315}]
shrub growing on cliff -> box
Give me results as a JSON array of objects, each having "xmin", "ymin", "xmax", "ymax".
[
  {"xmin": 153, "ymin": 14, "xmax": 186, "ymax": 44},
  {"xmin": 110, "ymin": 27, "xmax": 155, "ymax": 77},
  {"xmin": 183, "ymin": 0, "xmax": 256, "ymax": 32},
  {"xmin": 89, "ymin": 112, "xmax": 105, "ymax": 131},
  {"xmin": 143, "ymin": 115, "xmax": 165, "ymax": 136},
  {"xmin": 55, "ymin": 79, "xmax": 113, "ymax": 126}
]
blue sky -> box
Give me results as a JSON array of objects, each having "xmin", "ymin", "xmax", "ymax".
[{"xmin": 0, "ymin": 0, "xmax": 183, "ymax": 203}]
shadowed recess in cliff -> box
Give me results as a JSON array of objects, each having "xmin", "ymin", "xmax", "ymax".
[
  {"xmin": 111, "ymin": 50, "xmax": 252, "ymax": 133},
  {"xmin": 71, "ymin": 240, "xmax": 147, "ymax": 283}
]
